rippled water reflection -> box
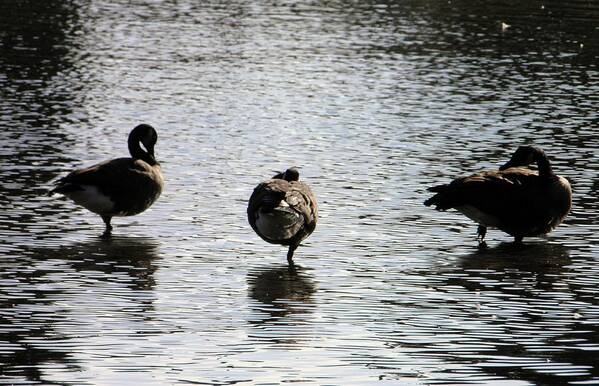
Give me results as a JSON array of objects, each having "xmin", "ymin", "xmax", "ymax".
[{"xmin": 2, "ymin": 0, "xmax": 599, "ymax": 384}]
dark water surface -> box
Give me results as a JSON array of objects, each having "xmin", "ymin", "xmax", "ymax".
[{"xmin": 1, "ymin": 0, "xmax": 599, "ymax": 384}]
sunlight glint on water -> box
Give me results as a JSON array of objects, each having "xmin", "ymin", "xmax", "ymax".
[{"xmin": 1, "ymin": 0, "xmax": 599, "ymax": 385}]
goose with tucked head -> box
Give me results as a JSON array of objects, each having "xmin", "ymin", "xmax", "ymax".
[
  {"xmin": 247, "ymin": 167, "xmax": 318, "ymax": 266},
  {"xmin": 50, "ymin": 124, "xmax": 164, "ymax": 237},
  {"xmin": 424, "ymin": 146, "xmax": 571, "ymax": 243}
]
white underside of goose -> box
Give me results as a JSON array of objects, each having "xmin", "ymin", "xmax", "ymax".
[
  {"xmin": 457, "ymin": 205, "xmax": 501, "ymax": 228},
  {"xmin": 256, "ymin": 204, "xmax": 303, "ymax": 241},
  {"xmin": 65, "ymin": 185, "xmax": 115, "ymax": 215}
]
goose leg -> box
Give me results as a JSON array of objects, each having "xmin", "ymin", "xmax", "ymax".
[
  {"xmin": 477, "ymin": 225, "xmax": 487, "ymax": 242},
  {"xmin": 101, "ymin": 215, "xmax": 113, "ymax": 238},
  {"xmin": 287, "ymin": 245, "xmax": 298, "ymax": 267}
]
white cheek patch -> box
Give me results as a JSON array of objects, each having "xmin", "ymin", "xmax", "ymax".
[{"xmin": 66, "ymin": 185, "xmax": 115, "ymax": 215}]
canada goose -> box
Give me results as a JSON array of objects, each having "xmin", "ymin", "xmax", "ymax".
[
  {"xmin": 49, "ymin": 124, "xmax": 164, "ymax": 237},
  {"xmin": 247, "ymin": 168, "xmax": 318, "ymax": 265},
  {"xmin": 424, "ymin": 146, "xmax": 571, "ymax": 243}
]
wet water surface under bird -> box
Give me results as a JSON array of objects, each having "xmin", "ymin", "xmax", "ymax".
[{"xmin": 1, "ymin": 1, "xmax": 599, "ymax": 385}]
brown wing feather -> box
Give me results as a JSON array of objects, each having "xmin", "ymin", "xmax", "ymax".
[
  {"xmin": 453, "ymin": 169, "xmax": 537, "ymax": 212},
  {"xmin": 425, "ymin": 167, "xmax": 534, "ymax": 210},
  {"xmin": 247, "ymin": 180, "xmax": 287, "ymax": 218},
  {"xmin": 286, "ymin": 181, "xmax": 318, "ymax": 242},
  {"xmin": 248, "ymin": 179, "xmax": 317, "ymax": 246},
  {"xmin": 53, "ymin": 157, "xmax": 163, "ymax": 215},
  {"xmin": 425, "ymin": 167, "xmax": 569, "ymax": 236}
]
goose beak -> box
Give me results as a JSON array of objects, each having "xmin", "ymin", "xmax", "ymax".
[
  {"xmin": 144, "ymin": 142, "xmax": 155, "ymax": 157},
  {"xmin": 147, "ymin": 146, "xmax": 157, "ymax": 163}
]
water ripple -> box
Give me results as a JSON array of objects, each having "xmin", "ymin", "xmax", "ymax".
[{"xmin": 2, "ymin": 0, "xmax": 599, "ymax": 384}]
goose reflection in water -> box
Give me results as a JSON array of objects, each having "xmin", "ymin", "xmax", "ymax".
[
  {"xmin": 452, "ymin": 242, "xmax": 599, "ymax": 385},
  {"xmin": 458, "ymin": 241, "xmax": 571, "ymax": 275},
  {"xmin": 380, "ymin": 243, "xmax": 586, "ymax": 384},
  {"xmin": 0, "ymin": 236, "xmax": 160, "ymax": 385},
  {"xmin": 28, "ymin": 235, "xmax": 161, "ymax": 290},
  {"xmin": 391, "ymin": 242, "xmax": 599, "ymax": 385},
  {"xmin": 247, "ymin": 265, "xmax": 316, "ymax": 346}
]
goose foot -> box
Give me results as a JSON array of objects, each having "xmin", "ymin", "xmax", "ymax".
[
  {"xmin": 287, "ymin": 245, "xmax": 298, "ymax": 267},
  {"xmin": 287, "ymin": 262, "xmax": 298, "ymax": 275},
  {"xmin": 101, "ymin": 215, "xmax": 113, "ymax": 239},
  {"xmin": 477, "ymin": 225, "xmax": 487, "ymax": 243}
]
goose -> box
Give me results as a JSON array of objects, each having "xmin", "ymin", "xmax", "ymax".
[
  {"xmin": 424, "ymin": 145, "xmax": 571, "ymax": 243},
  {"xmin": 247, "ymin": 168, "xmax": 318, "ymax": 265},
  {"xmin": 49, "ymin": 124, "xmax": 164, "ymax": 237}
]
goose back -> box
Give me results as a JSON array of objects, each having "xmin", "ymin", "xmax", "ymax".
[
  {"xmin": 425, "ymin": 162, "xmax": 571, "ymax": 239},
  {"xmin": 53, "ymin": 157, "xmax": 163, "ymax": 216},
  {"xmin": 248, "ymin": 177, "xmax": 317, "ymax": 247}
]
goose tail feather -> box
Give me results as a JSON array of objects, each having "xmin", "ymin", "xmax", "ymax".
[
  {"xmin": 424, "ymin": 184, "xmax": 451, "ymax": 209},
  {"xmin": 48, "ymin": 180, "xmax": 82, "ymax": 196}
]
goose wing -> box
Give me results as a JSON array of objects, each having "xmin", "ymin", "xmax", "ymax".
[
  {"xmin": 425, "ymin": 167, "xmax": 541, "ymax": 218},
  {"xmin": 52, "ymin": 158, "xmax": 163, "ymax": 214},
  {"xmin": 286, "ymin": 181, "xmax": 318, "ymax": 234},
  {"xmin": 248, "ymin": 179, "xmax": 317, "ymax": 243},
  {"xmin": 247, "ymin": 179, "xmax": 289, "ymax": 217}
]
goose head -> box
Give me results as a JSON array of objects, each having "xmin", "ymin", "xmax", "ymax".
[
  {"xmin": 272, "ymin": 167, "xmax": 300, "ymax": 182},
  {"xmin": 128, "ymin": 124, "xmax": 158, "ymax": 165},
  {"xmin": 499, "ymin": 145, "xmax": 544, "ymax": 171},
  {"xmin": 282, "ymin": 167, "xmax": 300, "ymax": 182}
]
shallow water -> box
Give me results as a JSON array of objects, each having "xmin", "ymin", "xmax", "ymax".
[{"xmin": 1, "ymin": 0, "xmax": 599, "ymax": 384}]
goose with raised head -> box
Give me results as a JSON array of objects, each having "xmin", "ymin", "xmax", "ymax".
[
  {"xmin": 424, "ymin": 146, "xmax": 571, "ymax": 243},
  {"xmin": 50, "ymin": 124, "xmax": 164, "ymax": 237},
  {"xmin": 247, "ymin": 168, "xmax": 318, "ymax": 265}
]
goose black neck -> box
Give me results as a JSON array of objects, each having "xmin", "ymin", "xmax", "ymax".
[
  {"xmin": 535, "ymin": 151, "xmax": 553, "ymax": 178},
  {"xmin": 128, "ymin": 137, "xmax": 156, "ymax": 165}
]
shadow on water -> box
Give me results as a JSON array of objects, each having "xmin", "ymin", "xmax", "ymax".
[
  {"xmin": 0, "ymin": 0, "xmax": 83, "ymax": 145},
  {"xmin": 353, "ymin": 0, "xmax": 599, "ymax": 65},
  {"xmin": 247, "ymin": 264, "xmax": 316, "ymax": 346},
  {"xmin": 458, "ymin": 241, "xmax": 571, "ymax": 274},
  {"xmin": 26, "ymin": 236, "xmax": 161, "ymax": 290},
  {"xmin": 1, "ymin": 0, "xmax": 599, "ymax": 384},
  {"xmin": 387, "ymin": 242, "xmax": 599, "ymax": 384},
  {"xmin": 0, "ymin": 236, "xmax": 160, "ymax": 384},
  {"xmin": 0, "ymin": 0, "xmax": 89, "ymax": 246}
]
